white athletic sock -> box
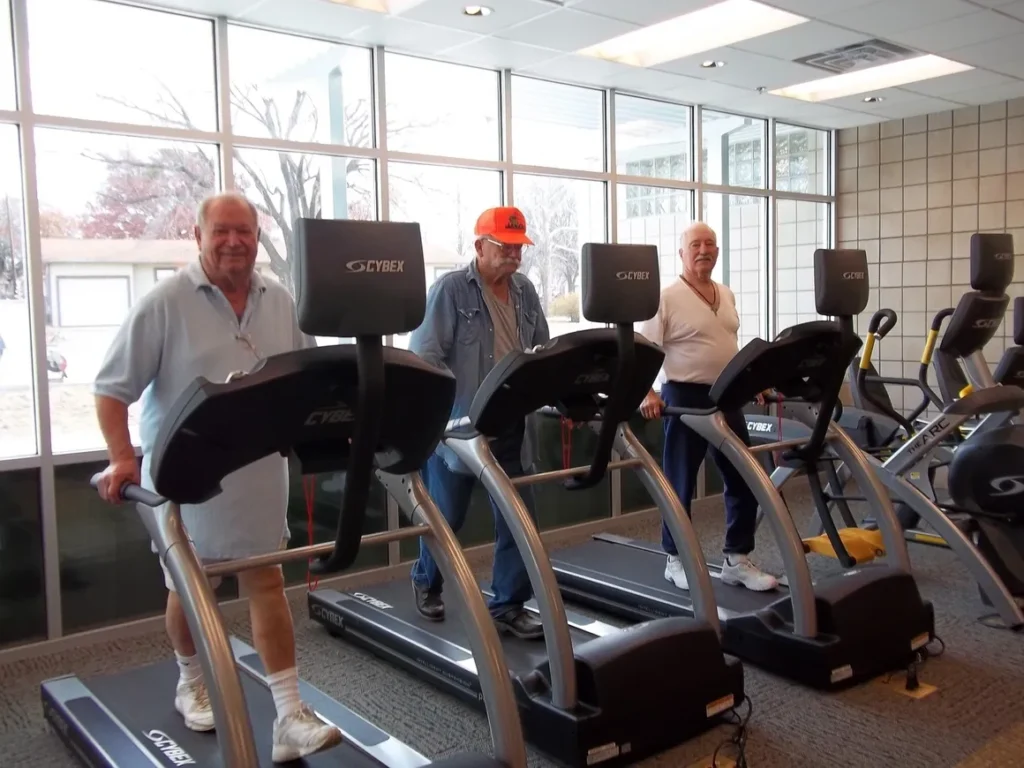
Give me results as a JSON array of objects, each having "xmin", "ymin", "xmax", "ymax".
[
  {"xmin": 267, "ymin": 667, "xmax": 302, "ymax": 720},
  {"xmin": 175, "ymin": 652, "xmax": 202, "ymax": 684}
]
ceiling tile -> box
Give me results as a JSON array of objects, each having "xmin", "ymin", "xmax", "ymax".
[
  {"xmin": 660, "ymin": 76, "xmax": 763, "ymax": 109},
  {"xmin": 863, "ymin": 95, "xmax": 967, "ymax": 118},
  {"xmin": 754, "ymin": 0, "xmax": 876, "ymax": 16},
  {"xmin": 398, "ymin": 0, "xmax": 554, "ymax": 33},
  {"xmin": 942, "ymin": 33, "xmax": 1024, "ymax": 70},
  {"xmin": 347, "ymin": 16, "xmax": 481, "ymax": 53},
  {"xmin": 970, "ymin": 0, "xmax": 1020, "ymax": 6},
  {"xmin": 441, "ymin": 38, "xmax": 563, "ymax": 70},
  {"xmin": 656, "ymin": 48, "xmax": 827, "ymax": 90},
  {"xmin": 899, "ymin": 69, "xmax": 1017, "ymax": 98},
  {"xmin": 148, "ymin": 0, "xmax": 259, "ymax": 13},
  {"xmin": 604, "ymin": 67, "xmax": 698, "ymax": 97},
  {"xmin": 493, "ymin": 8, "xmax": 640, "ymax": 51},
  {"xmin": 825, "ymin": 86, "xmax": 935, "ymax": 112},
  {"xmin": 821, "ymin": 0, "xmax": 977, "ymax": 34},
  {"xmin": 940, "ymin": 81, "xmax": 1024, "ymax": 106},
  {"xmin": 518, "ymin": 53, "xmax": 637, "ymax": 84},
  {"xmin": 732, "ymin": 21, "xmax": 865, "ymax": 60},
  {"xmin": 239, "ymin": 0, "xmax": 381, "ymax": 37},
  {"xmin": 888, "ymin": 10, "xmax": 1024, "ymax": 53},
  {"xmin": 569, "ymin": 0, "xmax": 713, "ymax": 25},
  {"xmin": 997, "ymin": 0, "xmax": 1024, "ymax": 19}
]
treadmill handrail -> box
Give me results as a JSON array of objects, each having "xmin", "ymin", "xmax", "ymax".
[
  {"xmin": 445, "ymin": 435, "xmax": 579, "ymax": 711},
  {"xmin": 90, "ymin": 475, "xmax": 259, "ymax": 767}
]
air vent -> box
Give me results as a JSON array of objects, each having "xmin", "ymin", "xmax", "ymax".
[{"xmin": 795, "ymin": 39, "xmax": 919, "ymax": 75}]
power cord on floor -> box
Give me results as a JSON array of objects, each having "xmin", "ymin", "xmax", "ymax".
[
  {"xmin": 711, "ymin": 694, "xmax": 752, "ymax": 768},
  {"xmin": 879, "ymin": 634, "xmax": 945, "ymax": 692}
]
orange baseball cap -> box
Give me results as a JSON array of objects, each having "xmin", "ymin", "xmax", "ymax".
[{"xmin": 475, "ymin": 206, "xmax": 534, "ymax": 246}]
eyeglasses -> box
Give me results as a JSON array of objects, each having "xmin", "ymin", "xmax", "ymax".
[{"xmin": 484, "ymin": 237, "xmax": 527, "ymax": 254}]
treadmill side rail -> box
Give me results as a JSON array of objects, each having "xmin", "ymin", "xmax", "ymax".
[
  {"xmin": 681, "ymin": 410, "xmax": 819, "ymax": 638},
  {"xmin": 447, "ymin": 434, "xmax": 579, "ymax": 711},
  {"xmin": 613, "ymin": 423, "xmax": 721, "ymax": 637},
  {"xmin": 377, "ymin": 469, "xmax": 528, "ymax": 768},
  {"xmin": 147, "ymin": 501, "xmax": 259, "ymax": 766}
]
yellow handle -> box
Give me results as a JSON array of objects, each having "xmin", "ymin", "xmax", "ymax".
[
  {"xmin": 959, "ymin": 384, "xmax": 973, "ymax": 399},
  {"xmin": 859, "ymin": 334, "xmax": 876, "ymax": 370},
  {"xmin": 920, "ymin": 329, "xmax": 938, "ymax": 365}
]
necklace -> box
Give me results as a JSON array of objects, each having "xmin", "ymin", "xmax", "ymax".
[{"xmin": 681, "ymin": 275, "xmax": 719, "ymax": 315}]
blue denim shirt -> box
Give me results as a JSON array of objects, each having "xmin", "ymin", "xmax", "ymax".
[{"xmin": 410, "ymin": 260, "xmax": 550, "ymax": 474}]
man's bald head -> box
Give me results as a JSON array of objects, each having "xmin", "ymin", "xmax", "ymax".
[{"xmin": 679, "ymin": 221, "xmax": 719, "ymax": 282}]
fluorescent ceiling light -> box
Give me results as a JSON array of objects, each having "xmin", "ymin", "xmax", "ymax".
[
  {"xmin": 577, "ymin": 0, "xmax": 807, "ymax": 68},
  {"xmin": 327, "ymin": 0, "xmax": 427, "ymax": 13},
  {"xmin": 770, "ymin": 55, "xmax": 973, "ymax": 102}
]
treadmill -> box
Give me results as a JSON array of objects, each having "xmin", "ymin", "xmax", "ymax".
[
  {"xmin": 551, "ymin": 248, "xmax": 937, "ymax": 690},
  {"xmin": 310, "ymin": 243, "xmax": 746, "ymax": 768},
  {"xmin": 42, "ymin": 218, "xmax": 523, "ymax": 768}
]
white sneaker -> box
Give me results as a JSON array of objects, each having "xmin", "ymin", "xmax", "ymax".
[
  {"xmin": 664, "ymin": 555, "xmax": 689, "ymax": 590},
  {"xmin": 272, "ymin": 703, "xmax": 344, "ymax": 763},
  {"xmin": 721, "ymin": 554, "xmax": 778, "ymax": 591},
  {"xmin": 174, "ymin": 678, "xmax": 215, "ymax": 732}
]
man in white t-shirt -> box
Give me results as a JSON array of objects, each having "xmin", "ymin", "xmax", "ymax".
[{"xmin": 639, "ymin": 221, "xmax": 777, "ymax": 593}]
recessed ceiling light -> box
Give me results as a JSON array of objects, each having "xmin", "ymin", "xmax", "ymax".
[
  {"xmin": 578, "ymin": 0, "xmax": 807, "ymax": 68},
  {"xmin": 770, "ymin": 55, "xmax": 973, "ymax": 102},
  {"xmin": 863, "ymin": 96, "xmax": 883, "ymax": 103},
  {"xmin": 702, "ymin": 60, "xmax": 726, "ymax": 69},
  {"xmin": 463, "ymin": 4, "xmax": 492, "ymax": 16}
]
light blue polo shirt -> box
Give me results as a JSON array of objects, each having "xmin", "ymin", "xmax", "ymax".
[{"xmin": 94, "ymin": 260, "xmax": 313, "ymax": 560}]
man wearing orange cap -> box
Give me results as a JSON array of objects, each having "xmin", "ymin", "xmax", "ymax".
[{"xmin": 408, "ymin": 206, "xmax": 549, "ymax": 640}]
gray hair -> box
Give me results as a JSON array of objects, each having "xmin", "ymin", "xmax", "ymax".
[
  {"xmin": 680, "ymin": 220, "xmax": 716, "ymax": 248},
  {"xmin": 196, "ymin": 192, "xmax": 259, "ymax": 230}
]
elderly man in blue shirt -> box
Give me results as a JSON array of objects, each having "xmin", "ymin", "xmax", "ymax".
[
  {"xmin": 408, "ymin": 206, "xmax": 550, "ymax": 640},
  {"xmin": 91, "ymin": 192, "xmax": 342, "ymax": 763}
]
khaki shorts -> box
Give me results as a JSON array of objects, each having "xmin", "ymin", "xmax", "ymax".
[{"xmin": 160, "ymin": 538, "xmax": 289, "ymax": 593}]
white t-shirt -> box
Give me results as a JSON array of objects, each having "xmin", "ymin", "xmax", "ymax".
[{"xmin": 640, "ymin": 278, "xmax": 741, "ymax": 386}]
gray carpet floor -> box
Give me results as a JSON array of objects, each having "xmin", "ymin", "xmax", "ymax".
[{"xmin": 2, "ymin": 486, "xmax": 1023, "ymax": 768}]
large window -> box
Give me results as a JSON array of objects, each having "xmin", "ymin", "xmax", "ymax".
[
  {"xmin": 512, "ymin": 77, "xmax": 605, "ymax": 172},
  {"xmin": 512, "ymin": 174, "xmax": 606, "ymax": 335},
  {"xmin": 0, "ymin": 0, "xmax": 13, "ymax": 110},
  {"xmin": 615, "ymin": 95, "xmax": 692, "ymax": 182},
  {"xmin": 616, "ymin": 185, "xmax": 694, "ymax": 288},
  {"xmin": 228, "ymin": 26, "xmax": 373, "ymax": 148},
  {"xmin": 234, "ymin": 148, "xmax": 376, "ymax": 280},
  {"xmin": 775, "ymin": 124, "xmax": 829, "ymax": 196},
  {"xmin": 777, "ymin": 200, "xmax": 829, "ymax": 331},
  {"xmin": 34, "ymin": 128, "xmax": 220, "ymax": 453},
  {"xmin": 704, "ymin": 193, "xmax": 767, "ymax": 347},
  {"xmin": 388, "ymin": 163, "xmax": 503, "ymax": 349},
  {"xmin": 0, "ymin": 1, "xmax": 836, "ymax": 647},
  {"xmin": 27, "ymin": 0, "xmax": 217, "ymax": 130},
  {"xmin": 386, "ymin": 54, "xmax": 500, "ymax": 161},
  {"xmin": 703, "ymin": 110, "xmax": 766, "ymax": 190},
  {"xmin": 0, "ymin": 125, "xmax": 33, "ymax": 459}
]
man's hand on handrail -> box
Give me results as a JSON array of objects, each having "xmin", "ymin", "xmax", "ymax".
[{"xmin": 640, "ymin": 389, "xmax": 664, "ymax": 419}]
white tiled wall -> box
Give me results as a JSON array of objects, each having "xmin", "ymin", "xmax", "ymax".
[{"xmin": 837, "ymin": 99, "xmax": 1024, "ymax": 410}]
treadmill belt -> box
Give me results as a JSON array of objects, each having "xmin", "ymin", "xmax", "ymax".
[
  {"xmin": 364, "ymin": 578, "xmax": 598, "ymax": 673},
  {"xmin": 77, "ymin": 660, "xmax": 381, "ymax": 767},
  {"xmin": 552, "ymin": 537, "xmax": 781, "ymax": 616}
]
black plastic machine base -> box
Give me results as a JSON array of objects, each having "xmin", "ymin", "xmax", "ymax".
[
  {"xmin": 516, "ymin": 618, "xmax": 745, "ymax": 767},
  {"xmin": 309, "ymin": 589, "xmax": 744, "ymax": 768},
  {"xmin": 725, "ymin": 564, "xmax": 935, "ymax": 690}
]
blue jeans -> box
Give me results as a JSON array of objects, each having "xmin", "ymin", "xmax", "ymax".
[
  {"xmin": 660, "ymin": 381, "xmax": 758, "ymax": 557},
  {"xmin": 410, "ymin": 436, "xmax": 536, "ymax": 619}
]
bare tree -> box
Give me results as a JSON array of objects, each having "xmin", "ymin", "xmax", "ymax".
[
  {"xmin": 515, "ymin": 179, "xmax": 581, "ymax": 308},
  {"xmin": 90, "ymin": 79, "xmax": 438, "ymax": 289}
]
